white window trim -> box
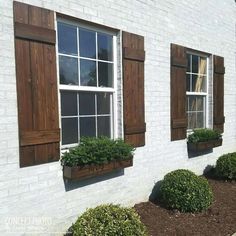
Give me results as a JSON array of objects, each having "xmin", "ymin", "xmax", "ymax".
[
  {"xmin": 186, "ymin": 51, "xmax": 209, "ymax": 133},
  {"xmin": 56, "ymin": 18, "xmax": 118, "ymax": 149}
]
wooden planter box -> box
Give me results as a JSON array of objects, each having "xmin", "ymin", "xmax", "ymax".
[
  {"xmin": 63, "ymin": 157, "xmax": 133, "ymax": 180},
  {"xmin": 187, "ymin": 139, "xmax": 222, "ymax": 152}
]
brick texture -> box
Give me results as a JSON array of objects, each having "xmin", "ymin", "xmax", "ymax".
[{"xmin": 0, "ymin": 0, "xmax": 235, "ymax": 234}]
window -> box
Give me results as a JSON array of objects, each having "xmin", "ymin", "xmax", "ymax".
[
  {"xmin": 186, "ymin": 53, "xmax": 208, "ymax": 130},
  {"xmin": 57, "ymin": 20, "xmax": 116, "ymax": 147}
]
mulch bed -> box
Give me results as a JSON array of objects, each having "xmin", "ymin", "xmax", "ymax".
[{"xmin": 135, "ymin": 176, "xmax": 236, "ymax": 236}]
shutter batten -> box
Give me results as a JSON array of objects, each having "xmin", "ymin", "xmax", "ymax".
[
  {"xmin": 122, "ymin": 31, "xmax": 146, "ymax": 147},
  {"xmin": 213, "ymin": 55, "xmax": 225, "ymax": 133},
  {"xmin": 14, "ymin": 1, "xmax": 60, "ymax": 167},
  {"xmin": 170, "ymin": 44, "xmax": 187, "ymax": 141},
  {"xmin": 15, "ymin": 22, "xmax": 56, "ymax": 44}
]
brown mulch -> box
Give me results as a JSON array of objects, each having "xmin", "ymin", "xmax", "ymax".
[{"xmin": 135, "ymin": 177, "xmax": 236, "ymax": 236}]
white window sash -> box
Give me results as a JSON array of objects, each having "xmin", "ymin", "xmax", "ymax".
[{"xmin": 56, "ymin": 19, "xmax": 118, "ymax": 149}]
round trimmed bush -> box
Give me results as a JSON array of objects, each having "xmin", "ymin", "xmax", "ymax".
[
  {"xmin": 71, "ymin": 204, "xmax": 148, "ymax": 236},
  {"xmin": 215, "ymin": 153, "xmax": 236, "ymax": 180},
  {"xmin": 159, "ymin": 169, "xmax": 213, "ymax": 212}
]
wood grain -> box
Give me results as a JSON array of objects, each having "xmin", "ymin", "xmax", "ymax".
[
  {"xmin": 170, "ymin": 44, "xmax": 187, "ymax": 141},
  {"xmin": 123, "ymin": 31, "xmax": 146, "ymax": 147},
  {"xmin": 14, "ymin": 1, "xmax": 60, "ymax": 167},
  {"xmin": 213, "ymin": 55, "xmax": 225, "ymax": 133}
]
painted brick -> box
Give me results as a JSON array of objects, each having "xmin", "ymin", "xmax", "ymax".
[{"xmin": 0, "ymin": 0, "xmax": 235, "ymax": 234}]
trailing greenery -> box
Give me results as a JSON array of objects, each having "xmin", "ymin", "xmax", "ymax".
[
  {"xmin": 70, "ymin": 204, "xmax": 148, "ymax": 236},
  {"xmin": 61, "ymin": 136, "xmax": 134, "ymax": 167},
  {"xmin": 159, "ymin": 169, "xmax": 213, "ymax": 212},
  {"xmin": 187, "ymin": 128, "xmax": 222, "ymax": 144},
  {"xmin": 215, "ymin": 153, "xmax": 236, "ymax": 180}
]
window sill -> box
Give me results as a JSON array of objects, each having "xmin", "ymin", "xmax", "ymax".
[{"xmin": 63, "ymin": 157, "xmax": 133, "ymax": 181}]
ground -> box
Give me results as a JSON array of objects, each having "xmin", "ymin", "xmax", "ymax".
[{"xmin": 135, "ymin": 177, "xmax": 236, "ymax": 236}]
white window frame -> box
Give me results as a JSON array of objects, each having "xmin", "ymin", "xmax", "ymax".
[
  {"xmin": 56, "ymin": 18, "xmax": 118, "ymax": 149},
  {"xmin": 186, "ymin": 51, "xmax": 209, "ymax": 132}
]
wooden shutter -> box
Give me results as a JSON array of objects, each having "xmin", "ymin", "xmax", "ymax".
[
  {"xmin": 213, "ymin": 55, "xmax": 225, "ymax": 133},
  {"xmin": 170, "ymin": 44, "xmax": 187, "ymax": 141},
  {"xmin": 122, "ymin": 32, "xmax": 146, "ymax": 147},
  {"xmin": 13, "ymin": 1, "xmax": 60, "ymax": 167}
]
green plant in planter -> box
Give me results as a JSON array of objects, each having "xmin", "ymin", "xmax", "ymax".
[
  {"xmin": 187, "ymin": 128, "xmax": 222, "ymax": 144},
  {"xmin": 70, "ymin": 204, "xmax": 148, "ymax": 236},
  {"xmin": 159, "ymin": 169, "xmax": 213, "ymax": 212},
  {"xmin": 215, "ymin": 153, "xmax": 236, "ymax": 180},
  {"xmin": 61, "ymin": 136, "xmax": 135, "ymax": 167}
]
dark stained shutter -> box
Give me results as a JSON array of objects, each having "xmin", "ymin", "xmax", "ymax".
[
  {"xmin": 170, "ymin": 44, "xmax": 187, "ymax": 141},
  {"xmin": 122, "ymin": 31, "xmax": 146, "ymax": 147},
  {"xmin": 213, "ymin": 55, "xmax": 225, "ymax": 133},
  {"xmin": 13, "ymin": 1, "xmax": 60, "ymax": 167}
]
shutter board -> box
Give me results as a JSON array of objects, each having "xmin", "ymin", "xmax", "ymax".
[
  {"xmin": 170, "ymin": 44, "xmax": 187, "ymax": 141},
  {"xmin": 123, "ymin": 31, "xmax": 146, "ymax": 147},
  {"xmin": 21, "ymin": 130, "xmax": 60, "ymax": 146},
  {"xmin": 172, "ymin": 118, "xmax": 187, "ymax": 129},
  {"xmin": 213, "ymin": 55, "xmax": 225, "ymax": 133},
  {"xmin": 123, "ymin": 47, "xmax": 145, "ymax": 61},
  {"xmin": 124, "ymin": 124, "xmax": 146, "ymax": 135},
  {"xmin": 14, "ymin": 1, "xmax": 60, "ymax": 167},
  {"xmin": 15, "ymin": 22, "xmax": 56, "ymax": 44}
]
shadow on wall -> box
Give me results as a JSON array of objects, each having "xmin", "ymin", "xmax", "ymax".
[
  {"xmin": 188, "ymin": 149, "xmax": 213, "ymax": 158},
  {"xmin": 63, "ymin": 169, "xmax": 124, "ymax": 191},
  {"xmin": 149, "ymin": 180, "xmax": 163, "ymax": 203},
  {"xmin": 204, "ymin": 164, "xmax": 214, "ymax": 175}
]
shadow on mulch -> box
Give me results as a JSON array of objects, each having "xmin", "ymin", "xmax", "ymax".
[
  {"xmin": 135, "ymin": 172, "xmax": 236, "ymax": 236},
  {"xmin": 203, "ymin": 165, "xmax": 235, "ymax": 182}
]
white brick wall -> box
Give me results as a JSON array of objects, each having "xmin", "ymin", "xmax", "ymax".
[{"xmin": 0, "ymin": 0, "xmax": 235, "ymax": 234}]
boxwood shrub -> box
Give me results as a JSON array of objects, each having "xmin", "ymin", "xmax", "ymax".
[
  {"xmin": 71, "ymin": 204, "xmax": 148, "ymax": 236},
  {"xmin": 159, "ymin": 169, "xmax": 213, "ymax": 212},
  {"xmin": 61, "ymin": 137, "xmax": 134, "ymax": 167},
  {"xmin": 187, "ymin": 128, "xmax": 222, "ymax": 144},
  {"xmin": 215, "ymin": 153, "xmax": 236, "ymax": 180}
]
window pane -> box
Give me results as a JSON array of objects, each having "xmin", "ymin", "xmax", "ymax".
[
  {"xmin": 196, "ymin": 97, "xmax": 204, "ymax": 111},
  {"xmin": 98, "ymin": 33, "xmax": 113, "ymax": 61},
  {"xmin": 186, "ymin": 74, "xmax": 191, "ymax": 92},
  {"xmin": 199, "ymin": 57, "xmax": 207, "ymax": 75},
  {"xmin": 80, "ymin": 117, "xmax": 96, "ymax": 137},
  {"xmin": 61, "ymin": 92, "xmax": 77, "ymax": 116},
  {"xmin": 59, "ymin": 56, "xmax": 78, "ymax": 85},
  {"xmin": 192, "ymin": 75, "xmax": 206, "ymax": 92},
  {"xmin": 80, "ymin": 59, "xmax": 96, "ymax": 86},
  {"xmin": 97, "ymin": 93, "xmax": 110, "ymax": 114},
  {"xmin": 187, "ymin": 54, "xmax": 191, "ymax": 73},
  {"xmin": 192, "ymin": 55, "xmax": 198, "ymax": 74},
  {"xmin": 188, "ymin": 112, "xmax": 196, "ymax": 130},
  {"xmin": 98, "ymin": 62, "xmax": 113, "ymax": 87},
  {"xmin": 186, "ymin": 96, "xmax": 189, "ymax": 111},
  {"xmin": 187, "ymin": 96, "xmax": 205, "ymax": 130},
  {"xmin": 196, "ymin": 112, "xmax": 204, "ymax": 128},
  {"xmin": 188, "ymin": 96, "xmax": 197, "ymax": 112},
  {"xmin": 97, "ymin": 116, "xmax": 110, "ymax": 137},
  {"xmin": 58, "ymin": 22, "xmax": 77, "ymax": 55},
  {"xmin": 79, "ymin": 29, "xmax": 96, "ymax": 59},
  {"xmin": 62, "ymin": 118, "xmax": 78, "ymax": 145},
  {"xmin": 79, "ymin": 93, "xmax": 95, "ymax": 115}
]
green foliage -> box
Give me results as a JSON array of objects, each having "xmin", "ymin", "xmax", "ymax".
[
  {"xmin": 71, "ymin": 204, "xmax": 148, "ymax": 236},
  {"xmin": 187, "ymin": 128, "xmax": 222, "ymax": 144},
  {"xmin": 61, "ymin": 137, "xmax": 134, "ymax": 167},
  {"xmin": 215, "ymin": 153, "xmax": 236, "ymax": 180},
  {"xmin": 159, "ymin": 169, "xmax": 213, "ymax": 212}
]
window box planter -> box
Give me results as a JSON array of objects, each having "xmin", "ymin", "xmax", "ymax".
[
  {"xmin": 63, "ymin": 157, "xmax": 133, "ymax": 180},
  {"xmin": 61, "ymin": 137, "xmax": 135, "ymax": 181},
  {"xmin": 187, "ymin": 138, "xmax": 222, "ymax": 152},
  {"xmin": 187, "ymin": 128, "xmax": 222, "ymax": 152}
]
